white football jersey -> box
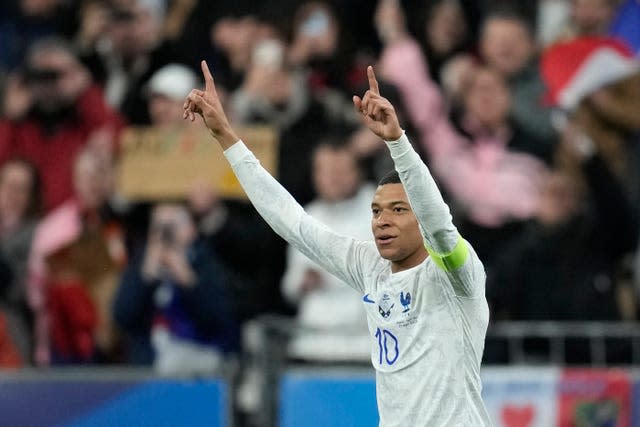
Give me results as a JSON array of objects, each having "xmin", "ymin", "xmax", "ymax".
[{"xmin": 225, "ymin": 133, "xmax": 492, "ymax": 426}]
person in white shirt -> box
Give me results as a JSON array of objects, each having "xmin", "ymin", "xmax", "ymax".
[
  {"xmin": 282, "ymin": 141, "xmax": 375, "ymax": 362},
  {"xmin": 184, "ymin": 61, "xmax": 492, "ymax": 427}
]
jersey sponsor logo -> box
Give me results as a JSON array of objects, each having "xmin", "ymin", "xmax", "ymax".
[
  {"xmin": 362, "ymin": 294, "xmax": 375, "ymax": 304},
  {"xmin": 378, "ymin": 293, "xmax": 394, "ymax": 318},
  {"xmin": 400, "ymin": 291, "xmax": 411, "ymax": 313}
]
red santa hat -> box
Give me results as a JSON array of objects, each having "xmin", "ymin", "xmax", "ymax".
[{"xmin": 541, "ymin": 37, "xmax": 639, "ymax": 111}]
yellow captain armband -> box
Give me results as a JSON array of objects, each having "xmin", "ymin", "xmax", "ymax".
[{"xmin": 425, "ymin": 235, "xmax": 469, "ymax": 272}]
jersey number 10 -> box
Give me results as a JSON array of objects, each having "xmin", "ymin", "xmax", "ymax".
[{"xmin": 375, "ymin": 328, "xmax": 399, "ymax": 365}]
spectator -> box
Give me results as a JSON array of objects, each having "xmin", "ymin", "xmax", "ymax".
[
  {"xmin": 210, "ymin": 15, "xmax": 278, "ymax": 91},
  {"xmin": 404, "ymin": 0, "xmax": 479, "ymax": 85},
  {"xmin": 189, "ymin": 183, "xmax": 289, "ymax": 324},
  {"xmin": 28, "ymin": 150, "xmax": 126, "ymax": 365},
  {"xmin": 0, "ymin": 37, "xmax": 124, "ymax": 211},
  {"xmin": 288, "ymin": 1, "xmax": 361, "ymax": 96},
  {"xmin": 488, "ymin": 127, "xmax": 638, "ymax": 324},
  {"xmin": 229, "ymin": 37, "xmax": 294, "ymax": 127},
  {"xmin": 80, "ymin": 0, "xmax": 188, "ymax": 124},
  {"xmin": 74, "ymin": 0, "xmax": 112, "ymax": 57},
  {"xmin": 281, "ymin": 140, "xmax": 374, "ymax": 362},
  {"xmin": 231, "ymin": 37, "xmax": 356, "ymax": 205},
  {"xmin": 479, "ymin": 9, "xmax": 557, "ymax": 144},
  {"xmin": 437, "ymin": 65, "xmax": 551, "ymax": 267},
  {"xmin": 145, "ymin": 63, "xmax": 199, "ymax": 129},
  {"xmin": 487, "ymin": 36, "xmax": 640, "ymax": 362},
  {"xmin": 113, "ymin": 202, "xmax": 238, "ymax": 375},
  {"xmin": 0, "ymin": 159, "xmax": 41, "ymax": 364}
]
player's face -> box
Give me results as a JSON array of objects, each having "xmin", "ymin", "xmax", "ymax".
[{"xmin": 371, "ymin": 183, "xmax": 427, "ymax": 272}]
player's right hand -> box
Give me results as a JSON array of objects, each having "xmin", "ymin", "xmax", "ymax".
[
  {"xmin": 184, "ymin": 60, "xmax": 239, "ymax": 149},
  {"xmin": 353, "ymin": 66, "xmax": 403, "ymax": 141}
]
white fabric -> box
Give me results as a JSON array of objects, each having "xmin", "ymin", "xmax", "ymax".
[
  {"xmin": 281, "ymin": 184, "xmax": 376, "ymax": 361},
  {"xmin": 224, "ymin": 133, "xmax": 492, "ymax": 426}
]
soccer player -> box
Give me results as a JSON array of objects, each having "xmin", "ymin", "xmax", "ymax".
[{"xmin": 184, "ymin": 60, "xmax": 492, "ymax": 426}]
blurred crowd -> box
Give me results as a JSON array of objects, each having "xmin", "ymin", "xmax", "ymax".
[{"xmin": 0, "ymin": 0, "xmax": 639, "ymax": 384}]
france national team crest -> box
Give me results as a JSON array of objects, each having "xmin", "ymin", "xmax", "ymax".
[
  {"xmin": 400, "ymin": 291, "xmax": 411, "ymax": 313},
  {"xmin": 378, "ymin": 293, "xmax": 394, "ymax": 319}
]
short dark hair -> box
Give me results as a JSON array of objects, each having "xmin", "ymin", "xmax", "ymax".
[{"xmin": 378, "ymin": 170, "xmax": 401, "ymax": 186}]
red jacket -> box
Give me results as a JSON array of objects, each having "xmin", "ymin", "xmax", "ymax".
[{"xmin": 0, "ymin": 85, "xmax": 125, "ymax": 211}]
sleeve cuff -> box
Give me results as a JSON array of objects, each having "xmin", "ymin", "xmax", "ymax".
[
  {"xmin": 384, "ymin": 130, "xmax": 407, "ymax": 144},
  {"xmin": 223, "ymin": 140, "xmax": 249, "ymax": 165},
  {"xmin": 384, "ymin": 131, "xmax": 412, "ymax": 159}
]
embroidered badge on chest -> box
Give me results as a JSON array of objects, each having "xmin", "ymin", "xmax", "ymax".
[
  {"xmin": 378, "ymin": 293, "xmax": 394, "ymax": 319},
  {"xmin": 395, "ymin": 290, "xmax": 418, "ymax": 328}
]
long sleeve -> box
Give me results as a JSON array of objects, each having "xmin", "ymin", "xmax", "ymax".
[
  {"xmin": 224, "ymin": 142, "xmax": 376, "ymax": 293},
  {"xmin": 386, "ymin": 132, "xmax": 484, "ymax": 297}
]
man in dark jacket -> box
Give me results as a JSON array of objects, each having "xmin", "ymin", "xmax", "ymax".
[{"xmin": 113, "ymin": 202, "xmax": 238, "ymax": 374}]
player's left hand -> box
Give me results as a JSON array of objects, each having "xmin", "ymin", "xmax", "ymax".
[{"xmin": 353, "ymin": 66, "xmax": 403, "ymax": 141}]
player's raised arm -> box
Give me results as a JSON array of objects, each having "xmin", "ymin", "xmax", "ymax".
[
  {"xmin": 355, "ymin": 66, "xmax": 479, "ymax": 295},
  {"xmin": 184, "ymin": 61, "xmax": 372, "ymax": 292}
]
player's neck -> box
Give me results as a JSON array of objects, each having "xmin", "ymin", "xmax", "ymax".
[{"xmin": 390, "ymin": 249, "xmax": 428, "ymax": 273}]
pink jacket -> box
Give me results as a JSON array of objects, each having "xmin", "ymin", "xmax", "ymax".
[
  {"xmin": 379, "ymin": 38, "xmax": 548, "ymax": 227},
  {"xmin": 27, "ymin": 200, "xmax": 82, "ymax": 365}
]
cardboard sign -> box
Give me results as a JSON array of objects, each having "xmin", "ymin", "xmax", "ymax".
[{"xmin": 117, "ymin": 125, "xmax": 279, "ymax": 200}]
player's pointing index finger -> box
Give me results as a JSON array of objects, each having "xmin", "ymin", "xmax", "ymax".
[
  {"xmin": 201, "ymin": 60, "xmax": 217, "ymax": 95},
  {"xmin": 367, "ymin": 66, "xmax": 379, "ymax": 95}
]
